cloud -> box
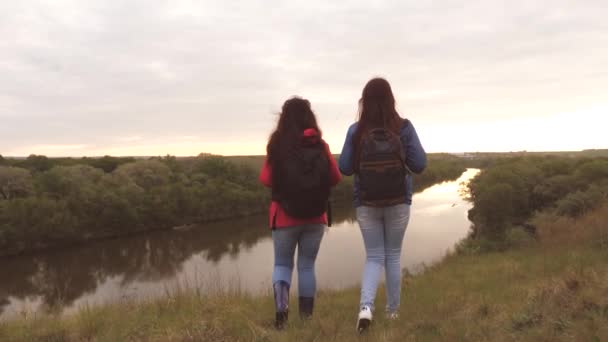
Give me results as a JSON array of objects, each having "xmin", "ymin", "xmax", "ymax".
[{"xmin": 1, "ymin": 0, "xmax": 607, "ymax": 155}]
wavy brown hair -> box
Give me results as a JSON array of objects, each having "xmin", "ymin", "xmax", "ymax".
[
  {"xmin": 266, "ymin": 97, "xmax": 321, "ymax": 167},
  {"xmin": 354, "ymin": 77, "xmax": 404, "ymax": 153}
]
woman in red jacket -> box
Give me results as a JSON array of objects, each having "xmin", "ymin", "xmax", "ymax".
[{"xmin": 259, "ymin": 97, "xmax": 341, "ymax": 329}]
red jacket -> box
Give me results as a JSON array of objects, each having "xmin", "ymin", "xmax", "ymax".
[{"xmin": 259, "ymin": 128, "xmax": 341, "ymax": 229}]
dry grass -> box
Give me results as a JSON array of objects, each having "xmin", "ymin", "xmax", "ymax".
[{"xmin": 534, "ymin": 202, "xmax": 608, "ymax": 249}]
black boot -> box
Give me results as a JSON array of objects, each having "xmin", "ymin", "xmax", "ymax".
[
  {"xmin": 273, "ymin": 281, "xmax": 290, "ymax": 330},
  {"xmin": 299, "ymin": 297, "xmax": 314, "ymax": 320}
]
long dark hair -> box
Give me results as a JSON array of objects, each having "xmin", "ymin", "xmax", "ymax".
[
  {"xmin": 267, "ymin": 97, "xmax": 321, "ymax": 166},
  {"xmin": 354, "ymin": 77, "xmax": 403, "ymax": 154}
]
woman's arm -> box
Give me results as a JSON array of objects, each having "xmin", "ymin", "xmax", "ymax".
[
  {"xmin": 338, "ymin": 123, "xmax": 357, "ymax": 176},
  {"xmin": 402, "ymin": 121, "xmax": 427, "ymax": 174}
]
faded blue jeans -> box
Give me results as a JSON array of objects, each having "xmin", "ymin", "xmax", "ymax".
[
  {"xmin": 357, "ymin": 204, "xmax": 410, "ymax": 313},
  {"xmin": 272, "ymin": 224, "xmax": 325, "ymax": 297}
]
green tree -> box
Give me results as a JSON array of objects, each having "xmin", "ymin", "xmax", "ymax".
[
  {"xmin": 159, "ymin": 155, "xmax": 182, "ymax": 174},
  {"xmin": 86, "ymin": 155, "xmax": 136, "ymax": 173},
  {"xmin": 575, "ymin": 159, "xmax": 608, "ymax": 184},
  {"xmin": 531, "ymin": 174, "xmax": 577, "ymax": 208},
  {"xmin": 196, "ymin": 156, "xmax": 237, "ymax": 181},
  {"xmin": 38, "ymin": 165, "xmax": 104, "ymax": 198},
  {"xmin": 35, "ymin": 165, "xmax": 107, "ymax": 230},
  {"xmin": 20, "ymin": 154, "xmax": 53, "ymax": 172},
  {"xmin": 555, "ymin": 184, "xmax": 608, "ymax": 217},
  {"xmin": 537, "ymin": 156, "xmax": 577, "ymax": 176},
  {"xmin": 98, "ymin": 171, "xmax": 145, "ymax": 230},
  {"xmin": 469, "ymin": 183, "xmax": 515, "ymax": 238},
  {"xmin": 114, "ymin": 160, "xmax": 171, "ymax": 189},
  {"xmin": 0, "ymin": 166, "xmax": 33, "ymax": 200}
]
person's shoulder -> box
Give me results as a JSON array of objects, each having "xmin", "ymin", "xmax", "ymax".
[
  {"xmin": 399, "ymin": 117, "xmax": 418, "ymax": 140},
  {"xmin": 347, "ymin": 122, "xmax": 358, "ymax": 135},
  {"xmin": 400, "ymin": 117, "xmax": 414, "ymax": 132}
]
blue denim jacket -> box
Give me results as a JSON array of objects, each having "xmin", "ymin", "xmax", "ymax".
[{"xmin": 338, "ymin": 121, "xmax": 427, "ymax": 206}]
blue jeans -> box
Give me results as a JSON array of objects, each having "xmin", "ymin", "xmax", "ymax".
[
  {"xmin": 272, "ymin": 224, "xmax": 325, "ymax": 298},
  {"xmin": 357, "ymin": 204, "xmax": 410, "ymax": 313}
]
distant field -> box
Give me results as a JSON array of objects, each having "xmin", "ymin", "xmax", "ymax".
[
  {"xmin": 223, "ymin": 152, "xmax": 480, "ymax": 171},
  {"xmin": 463, "ymin": 149, "xmax": 608, "ymax": 158}
]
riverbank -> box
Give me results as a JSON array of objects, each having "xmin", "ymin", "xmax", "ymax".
[{"xmin": 2, "ymin": 202, "xmax": 606, "ymax": 341}]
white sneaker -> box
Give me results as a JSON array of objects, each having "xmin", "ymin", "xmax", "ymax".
[{"xmin": 356, "ymin": 306, "xmax": 372, "ymax": 333}]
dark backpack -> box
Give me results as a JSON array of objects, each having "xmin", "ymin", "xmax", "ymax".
[
  {"xmin": 273, "ymin": 141, "xmax": 331, "ymax": 219},
  {"xmin": 357, "ymin": 121, "xmax": 408, "ymax": 207}
]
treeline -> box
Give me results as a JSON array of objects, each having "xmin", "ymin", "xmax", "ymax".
[
  {"xmin": 0, "ymin": 155, "xmax": 269, "ymax": 255},
  {"xmin": 0, "ymin": 154, "xmax": 137, "ymax": 173},
  {"xmin": 0, "ymin": 153, "xmax": 468, "ymax": 256},
  {"xmin": 466, "ymin": 155, "xmax": 608, "ymax": 245}
]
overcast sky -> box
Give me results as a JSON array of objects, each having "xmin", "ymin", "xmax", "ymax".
[{"xmin": 1, "ymin": 0, "xmax": 607, "ymax": 156}]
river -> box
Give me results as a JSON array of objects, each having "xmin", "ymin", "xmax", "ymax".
[{"xmin": 0, "ymin": 169, "xmax": 479, "ymax": 320}]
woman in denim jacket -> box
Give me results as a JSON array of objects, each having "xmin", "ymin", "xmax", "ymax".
[{"xmin": 338, "ymin": 78, "xmax": 426, "ymax": 332}]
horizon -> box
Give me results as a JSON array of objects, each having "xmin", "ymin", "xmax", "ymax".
[{"xmin": 3, "ymin": 148, "xmax": 607, "ymax": 160}]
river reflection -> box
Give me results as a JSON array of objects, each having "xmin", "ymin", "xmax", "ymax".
[{"xmin": 0, "ymin": 169, "xmax": 479, "ymax": 320}]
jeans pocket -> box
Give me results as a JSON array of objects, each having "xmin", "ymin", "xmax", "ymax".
[
  {"xmin": 356, "ymin": 206, "xmax": 368, "ymax": 221},
  {"xmin": 398, "ymin": 204, "xmax": 411, "ymax": 219}
]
